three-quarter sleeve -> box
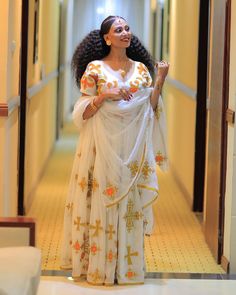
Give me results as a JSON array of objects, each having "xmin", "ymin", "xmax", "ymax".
[{"xmin": 80, "ymin": 62, "xmax": 98, "ymax": 96}]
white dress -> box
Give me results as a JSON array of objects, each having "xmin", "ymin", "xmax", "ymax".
[{"xmin": 61, "ymin": 59, "xmax": 168, "ymax": 285}]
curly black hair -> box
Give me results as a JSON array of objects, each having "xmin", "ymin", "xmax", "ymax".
[{"xmin": 71, "ymin": 15, "xmax": 155, "ymax": 88}]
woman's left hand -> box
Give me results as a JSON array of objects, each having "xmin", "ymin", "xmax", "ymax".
[{"xmin": 155, "ymin": 61, "xmax": 170, "ymax": 82}]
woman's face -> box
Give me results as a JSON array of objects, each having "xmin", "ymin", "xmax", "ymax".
[{"xmin": 104, "ymin": 18, "xmax": 132, "ymax": 48}]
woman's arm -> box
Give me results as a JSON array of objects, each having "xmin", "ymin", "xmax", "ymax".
[
  {"xmin": 82, "ymin": 94, "xmax": 105, "ymax": 120},
  {"xmin": 150, "ymin": 61, "xmax": 170, "ymax": 110},
  {"xmin": 150, "ymin": 76, "xmax": 165, "ymax": 110},
  {"xmin": 82, "ymin": 87, "xmax": 133, "ymax": 120}
]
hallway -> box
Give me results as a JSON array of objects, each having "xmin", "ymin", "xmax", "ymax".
[{"xmin": 27, "ymin": 120, "xmax": 224, "ymax": 274}]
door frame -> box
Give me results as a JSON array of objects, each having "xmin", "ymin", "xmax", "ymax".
[
  {"xmin": 18, "ymin": 0, "xmax": 29, "ymax": 215},
  {"xmin": 193, "ymin": 0, "xmax": 210, "ymax": 212},
  {"xmin": 218, "ymin": 0, "xmax": 231, "ymax": 263}
]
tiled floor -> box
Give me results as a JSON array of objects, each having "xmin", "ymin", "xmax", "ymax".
[
  {"xmin": 27, "ymin": 120, "xmax": 224, "ymax": 273},
  {"xmin": 38, "ymin": 276, "xmax": 236, "ymax": 295}
]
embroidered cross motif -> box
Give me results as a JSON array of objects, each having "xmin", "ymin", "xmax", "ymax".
[
  {"xmin": 89, "ymin": 220, "xmax": 103, "ymax": 237},
  {"xmin": 73, "ymin": 216, "xmax": 87, "ymax": 231},
  {"xmin": 72, "ymin": 240, "xmax": 81, "ymax": 253},
  {"xmin": 78, "ymin": 177, "xmax": 87, "ymax": 192},
  {"xmin": 128, "ymin": 160, "xmax": 139, "ymax": 177},
  {"xmin": 125, "ymin": 245, "xmax": 138, "ymax": 265},
  {"xmin": 106, "ymin": 249, "xmax": 117, "ymax": 263},
  {"xmin": 123, "ymin": 199, "xmax": 143, "ymax": 232},
  {"xmin": 155, "ymin": 151, "xmax": 167, "ymax": 166},
  {"xmin": 142, "ymin": 160, "xmax": 155, "ymax": 180},
  {"xmin": 90, "ymin": 243, "xmax": 101, "ymax": 256},
  {"xmin": 125, "ymin": 268, "xmax": 136, "ymax": 279},
  {"xmin": 106, "ymin": 224, "xmax": 116, "ymax": 240},
  {"xmin": 66, "ymin": 202, "xmax": 73, "ymax": 213},
  {"xmin": 103, "ymin": 184, "xmax": 118, "ymax": 198},
  {"xmin": 88, "ymin": 268, "xmax": 103, "ymax": 283}
]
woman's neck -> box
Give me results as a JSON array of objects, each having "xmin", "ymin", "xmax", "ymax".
[{"xmin": 106, "ymin": 47, "xmax": 128, "ymax": 61}]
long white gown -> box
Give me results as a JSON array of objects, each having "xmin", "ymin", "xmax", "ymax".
[{"xmin": 61, "ymin": 59, "xmax": 168, "ymax": 285}]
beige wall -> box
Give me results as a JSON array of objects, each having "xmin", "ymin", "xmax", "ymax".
[
  {"xmin": 163, "ymin": 0, "xmax": 199, "ymax": 202},
  {"xmin": 0, "ymin": 0, "xmax": 21, "ymax": 216},
  {"xmin": 24, "ymin": 0, "xmax": 60, "ymax": 210}
]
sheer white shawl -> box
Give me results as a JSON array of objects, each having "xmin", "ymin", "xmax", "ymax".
[{"xmin": 72, "ymin": 87, "xmax": 168, "ymax": 211}]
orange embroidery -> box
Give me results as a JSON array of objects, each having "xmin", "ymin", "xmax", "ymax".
[
  {"xmin": 90, "ymin": 243, "xmax": 101, "ymax": 255},
  {"xmin": 106, "ymin": 249, "xmax": 117, "ymax": 263},
  {"xmin": 125, "ymin": 269, "xmax": 136, "ymax": 279},
  {"xmin": 155, "ymin": 151, "xmax": 167, "ymax": 166},
  {"xmin": 81, "ymin": 75, "xmax": 95, "ymax": 90},
  {"xmin": 103, "ymin": 184, "xmax": 118, "ymax": 198},
  {"xmin": 73, "ymin": 240, "xmax": 81, "ymax": 253}
]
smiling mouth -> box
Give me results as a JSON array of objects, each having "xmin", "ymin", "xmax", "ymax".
[{"xmin": 121, "ymin": 38, "xmax": 130, "ymax": 42}]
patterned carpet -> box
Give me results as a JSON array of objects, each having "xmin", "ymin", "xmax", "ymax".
[{"xmin": 27, "ymin": 120, "xmax": 224, "ymax": 273}]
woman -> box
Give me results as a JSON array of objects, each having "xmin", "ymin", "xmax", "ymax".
[{"xmin": 61, "ymin": 15, "xmax": 169, "ymax": 285}]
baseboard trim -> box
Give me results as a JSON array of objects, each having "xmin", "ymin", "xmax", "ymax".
[{"xmin": 221, "ymin": 255, "xmax": 229, "ymax": 273}]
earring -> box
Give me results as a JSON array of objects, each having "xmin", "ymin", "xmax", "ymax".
[{"xmin": 106, "ymin": 40, "xmax": 111, "ymax": 46}]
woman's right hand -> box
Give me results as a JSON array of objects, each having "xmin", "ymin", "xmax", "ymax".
[{"xmin": 101, "ymin": 88, "xmax": 133, "ymax": 101}]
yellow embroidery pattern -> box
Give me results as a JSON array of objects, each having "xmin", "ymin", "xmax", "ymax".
[
  {"xmin": 92, "ymin": 178, "xmax": 99, "ymax": 192},
  {"xmin": 78, "ymin": 177, "xmax": 87, "ymax": 192},
  {"xmin": 106, "ymin": 80, "xmax": 118, "ymax": 89},
  {"xmin": 128, "ymin": 160, "xmax": 139, "ymax": 177},
  {"xmin": 81, "ymin": 74, "xmax": 95, "ymax": 90},
  {"xmin": 123, "ymin": 199, "xmax": 143, "ymax": 232},
  {"xmin": 105, "ymin": 224, "xmax": 116, "ymax": 240},
  {"xmin": 142, "ymin": 160, "xmax": 155, "ymax": 180},
  {"xmin": 87, "ymin": 63, "xmax": 101, "ymax": 74},
  {"xmin": 125, "ymin": 246, "xmax": 138, "ymax": 265},
  {"xmin": 137, "ymin": 63, "xmax": 147, "ymax": 75},
  {"xmin": 89, "ymin": 220, "xmax": 103, "ymax": 237},
  {"xmin": 73, "ymin": 216, "xmax": 87, "ymax": 231},
  {"xmin": 155, "ymin": 105, "xmax": 162, "ymax": 120},
  {"xmin": 88, "ymin": 268, "xmax": 103, "ymax": 283},
  {"xmin": 97, "ymin": 77, "xmax": 107, "ymax": 94},
  {"xmin": 66, "ymin": 202, "xmax": 73, "ymax": 213}
]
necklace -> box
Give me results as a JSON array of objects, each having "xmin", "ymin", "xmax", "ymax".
[{"xmin": 118, "ymin": 59, "xmax": 129, "ymax": 78}]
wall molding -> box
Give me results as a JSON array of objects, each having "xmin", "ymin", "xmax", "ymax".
[
  {"xmin": 166, "ymin": 76, "xmax": 197, "ymax": 100},
  {"xmin": 27, "ymin": 69, "xmax": 59, "ymax": 99},
  {"xmin": 0, "ymin": 96, "xmax": 20, "ymax": 117}
]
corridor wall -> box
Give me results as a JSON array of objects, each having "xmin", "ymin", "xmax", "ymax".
[
  {"xmin": 0, "ymin": 0, "xmax": 21, "ymax": 216},
  {"xmin": 162, "ymin": 0, "xmax": 199, "ymax": 204},
  {"xmin": 24, "ymin": 0, "xmax": 60, "ymax": 210}
]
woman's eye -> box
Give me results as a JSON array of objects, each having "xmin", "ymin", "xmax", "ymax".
[
  {"xmin": 115, "ymin": 28, "xmax": 122, "ymax": 33},
  {"xmin": 125, "ymin": 27, "xmax": 130, "ymax": 31}
]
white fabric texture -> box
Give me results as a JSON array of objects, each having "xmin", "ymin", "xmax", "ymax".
[
  {"xmin": 61, "ymin": 60, "xmax": 168, "ymax": 285},
  {"xmin": 0, "ymin": 247, "xmax": 41, "ymax": 295}
]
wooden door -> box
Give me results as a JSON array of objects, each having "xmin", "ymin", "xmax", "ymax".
[{"xmin": 204, "ymin": 0, "xmax": 231, "ymax": 262}]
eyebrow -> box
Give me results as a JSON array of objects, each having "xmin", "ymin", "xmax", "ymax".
[{"xmin": 114, "ymin": 25, "xmax": 129, "ymax": 29}]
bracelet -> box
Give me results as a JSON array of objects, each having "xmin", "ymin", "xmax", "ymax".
[{"xmin": 90, "ymin": 98, "xmax": 98, "ymax": 111}]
